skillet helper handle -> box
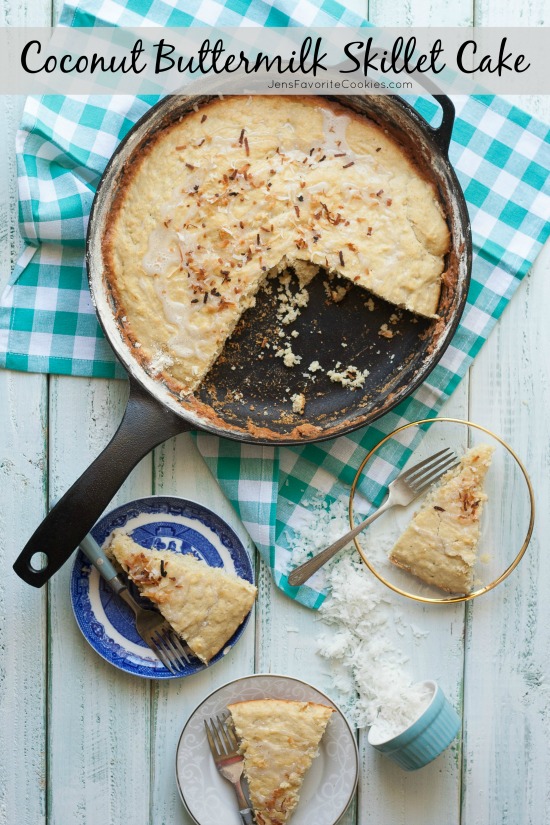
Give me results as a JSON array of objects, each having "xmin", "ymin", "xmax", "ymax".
[
  {"xmin": 13, "ymin": 377, "xmax": 190, "ymax": 588},
  {"xmin": 79, "ymin": 533, "xmax": 126, "ymax": 597},
  {"xmin": 429, "ymin": 94, "xmax": 455, "ymax": 155}
]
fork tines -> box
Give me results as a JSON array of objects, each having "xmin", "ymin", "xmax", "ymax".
[
  {"xmin": 205, "ymin": 713, "xmax": 240, "ymax": 759},
  {"xmin": 403, "ymin": 447, "xmax": 459, "ymax": 493},
  {"xmin": 150, "ymin": 630, "xmax": 191, "ymax": 673}
]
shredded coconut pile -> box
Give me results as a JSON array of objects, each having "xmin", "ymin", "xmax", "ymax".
[
  {"xmin": 368, "ymin": 681, "xmax": 433, "ymax": 743},
  {"xmin": 288, "ymin": 496, "xmax": 431, "ymax": 734}
]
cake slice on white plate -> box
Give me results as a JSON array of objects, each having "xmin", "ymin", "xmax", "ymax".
[
  {"xmin": 227, "ymin": 698, "xmax": 333, "ymax": 825},
  {"xmin": 389, "ymin": 443, "xmax": 494, "ymax": 593},
  {"xmin": 108, "ymin": 532, "xmax": 257, "ymax": 663}
]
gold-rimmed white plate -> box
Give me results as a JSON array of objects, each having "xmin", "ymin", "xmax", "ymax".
[
  {"xmin": 350, "ymin": 418, "xmax": 535, "ymax": 604},
  {"xmin": 175, "ymin": 674, "xmax": 358, "ymax": 825}
]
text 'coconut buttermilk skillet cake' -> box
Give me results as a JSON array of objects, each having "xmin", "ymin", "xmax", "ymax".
[{"xmin": 103, "ymin": 95, "xmax": 451, "ymax": 405}]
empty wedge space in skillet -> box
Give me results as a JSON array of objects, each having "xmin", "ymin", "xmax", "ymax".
[
  {"xmin": 198, "ymin": 265, "xmax": 435, "ymax": 427},
  {"xmin": 102, "ymin": 95, "xmax": 451, "ymax": 400}
]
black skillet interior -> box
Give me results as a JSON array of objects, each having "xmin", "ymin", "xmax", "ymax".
[{"xmin": 199, "ymin": 270, "xmax": 433, "ymax": 432}]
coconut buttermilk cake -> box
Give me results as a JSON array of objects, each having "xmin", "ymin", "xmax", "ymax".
[
  {"xmin": 103, "ymin": 95, "xmax": 450, "ymax": 396},
  {"xmin": 389, "ymin": 444, "xmax": 494, "ymax": 593},
  {"xmin": 108, "ymin": 532, "xmax": 257, "ymax": 663},
  {"xmin": 227, "ymin": 698, "xmax": 334, "ymax": 825}
]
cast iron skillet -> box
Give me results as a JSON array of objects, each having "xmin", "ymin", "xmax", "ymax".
[{"xmin": 14, "ymin": 92, "xmax": 471, "ymax": 587}]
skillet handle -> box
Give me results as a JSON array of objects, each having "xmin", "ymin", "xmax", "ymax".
[
  {"xmin": 13, "ymin": 377, "xmax": 190, "ymax": 588},
  {"xmin": 429, "ymin": 95, "xmax": 455, "ymax": 155}
]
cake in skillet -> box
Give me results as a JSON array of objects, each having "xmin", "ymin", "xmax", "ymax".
[
  {"xmin": 103, "ymin": 95, "xmax": 450, "ymax": 396},
  {"xmin": 389, "ymin": 444, "xmax": 494, "ymax": 593},
  {"xmin": 108, "ymin": 532, "xmax": 257, "ymax": 663},
  {"xmin": 227, "ymin": 698, "xmax": 334, "ymax": 825}
]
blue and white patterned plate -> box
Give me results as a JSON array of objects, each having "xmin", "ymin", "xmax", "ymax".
[{"xmin": 70, "ymin": 496, "xmax": 255, "ymax": 679}]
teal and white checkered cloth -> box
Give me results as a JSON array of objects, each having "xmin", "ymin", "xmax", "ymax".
[{"xmin": 1, "ymin": 0, "xmax": 549, "ymax": 608}]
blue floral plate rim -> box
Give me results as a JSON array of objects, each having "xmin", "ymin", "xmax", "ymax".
[{"xmin": 70, "ymin": 495, "xmax": 255, "ymax": 680}]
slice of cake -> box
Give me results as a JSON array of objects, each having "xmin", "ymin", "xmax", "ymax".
[
  {"xmin": 389, "ymin": 444, "xmax": 494, "ymax": 593},
  {"xmin": 108, "ymin": 532, "xmax": 257, "ymax": 663},
  {"xmin": 227, "ymin": 698, "xmax": 334, "ymax": 825}
]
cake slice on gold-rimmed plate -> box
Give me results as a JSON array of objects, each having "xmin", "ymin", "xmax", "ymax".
[
  {"xmin": 389, "ymin": 443, "xmax": 494, "ymax": 593},
  {"xmin": 227, "ymin": 698, "xmax": 334, "ymax": 825}
]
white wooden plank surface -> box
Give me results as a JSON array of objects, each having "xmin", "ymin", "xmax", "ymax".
[
  {"xmin": 0, "ymin": 1, "xmax": 50, "ymax": 824},
  {"xmin": 463, "ymin": 247, "xmax": 550, "ymax": 825},
  {"xmin": 0, "ymin": 374, "xmax": 48, "ymax": 825},
  {"xmin": 462, "ymin": 4, "xmax": 550, "ymax": 822},
  {"xmin": 0, "ymin": 1, "xmax": 549, "ymax": 824}
]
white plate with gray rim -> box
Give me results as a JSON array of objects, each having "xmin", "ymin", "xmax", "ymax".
[{"xmin": 175, "ymin": 673, "xmax": 358, "ymax": 825}]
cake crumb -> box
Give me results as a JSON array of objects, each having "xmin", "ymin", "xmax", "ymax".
[
  {"xmin": 327, "ymin": 363, "xmax": 369, "ymax": 389},
  {"xmin": 379, "ymin": 323, "xmax": 394, "ymax": 339},
  {"xmin": 330, "ymin": 284, "xmax": 349, "ymax": 303},
  {"xmin": 291, "ymin": 393, "xmax": 306, "ymax": 415},
  {"xmin": 275, "ymin": 345, "xmax": 302, "ymax": 368}
]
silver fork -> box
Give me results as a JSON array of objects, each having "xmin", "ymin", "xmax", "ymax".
[
  {"xmin": 205, "ymin": 713, "xmax": 254, "ymax": 825},
  {"xmin": 287, "ymin": 447, "xmax": 459, "ymax": 586},
  {"xmin": 80, "ymin": 533, "xmax": 191, "ymax": 674}
]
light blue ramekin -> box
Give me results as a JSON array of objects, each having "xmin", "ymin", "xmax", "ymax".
[{"xmin": 367, "ymin": 681, "xmax": 460, "ymax": 771}]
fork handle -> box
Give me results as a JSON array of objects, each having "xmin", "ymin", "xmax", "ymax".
[
  {"xmin": 287, "ymin": 499, "xmax": 392, "ymax": 587},
  {"xmin": 229, "ymin": 780, "xmax": 254, "ymax": 825},
  {"xmin": 238, "ymin": 807, "xmax": 254, "ymax": 825},
  {"xmin": 79, "ymin": 533, "xmax": 127, "ymax": 597}
]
